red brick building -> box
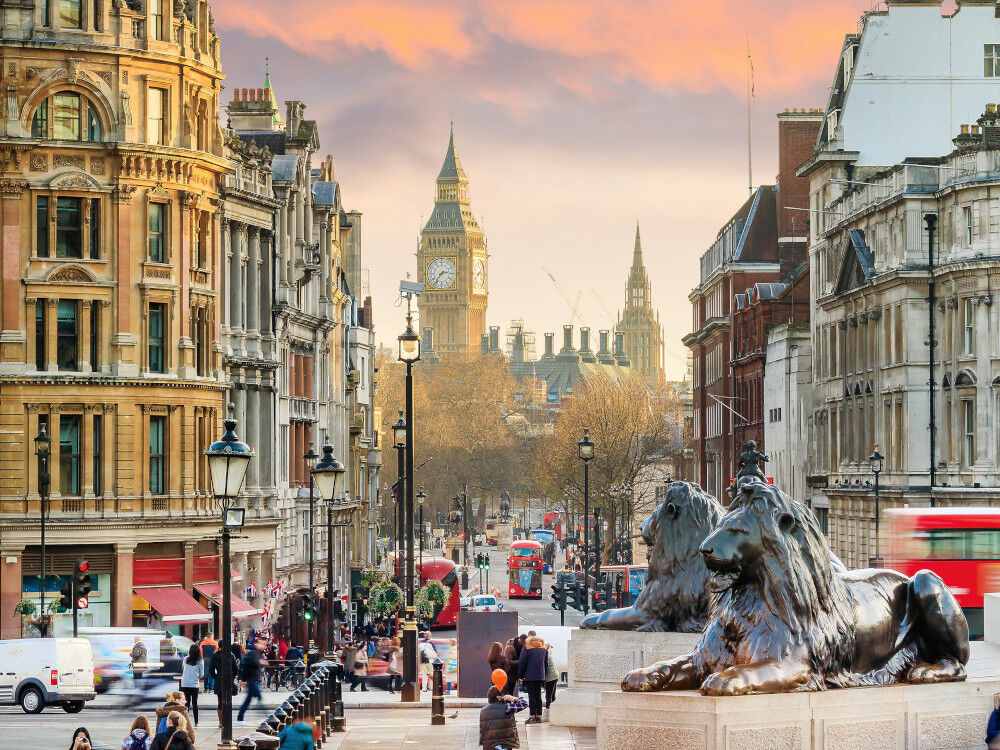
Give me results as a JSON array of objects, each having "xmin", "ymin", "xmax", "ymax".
[{"xmin": 683, "ymin": 110, "xmax": 821, "ymax": 503}]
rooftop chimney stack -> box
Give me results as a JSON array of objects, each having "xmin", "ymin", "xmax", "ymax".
[
  {"xmin": 579, "ymin": 327, "xmax": 596, "ymax": 363},
  {"xmin": 543, "ymin": 333, "xmax": 554, "ymax": 358}
]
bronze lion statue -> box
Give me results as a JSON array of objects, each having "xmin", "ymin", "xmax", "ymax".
[
  {"xmin": 622, "ymin": 481, "xmax": 969, "ymax": 695},
  {"xmin": 580, "ymin": 481, "xmax": 724, "ymax": 632}
]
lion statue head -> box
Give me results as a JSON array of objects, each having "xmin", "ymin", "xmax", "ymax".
[
  {"xmin": 632, "ymin": 481, "xmax": 724, "ymax": 631},
  {"xmin": 700, "ymin": 481, "xmax": 854, "ymax": 679}
]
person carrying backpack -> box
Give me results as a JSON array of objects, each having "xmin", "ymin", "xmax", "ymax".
[{"xmin": 121, "ymin": 716, "xmax": 152, "ymax": 750}]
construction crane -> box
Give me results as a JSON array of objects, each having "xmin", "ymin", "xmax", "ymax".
[{"xmin": 541, "ymin": 267, "xmax": 585, "ymax": 325}]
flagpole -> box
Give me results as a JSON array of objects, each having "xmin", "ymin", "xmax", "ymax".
[{"xmin": 746, "ymin": 34, "xmax": 754, "ymax": 196}]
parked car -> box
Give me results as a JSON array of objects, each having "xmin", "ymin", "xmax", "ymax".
[
  {"xmin": 0, "ymin": 637, "xmax": 96, "ymax": 713},
  {"xmin": 466, "ymin": 595, "xmax": 502, "ymax": 612}
]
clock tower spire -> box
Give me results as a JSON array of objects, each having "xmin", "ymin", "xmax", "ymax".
[{"xmin": 416, "ymin": 124, "xmax": 488, "ymax": 356}]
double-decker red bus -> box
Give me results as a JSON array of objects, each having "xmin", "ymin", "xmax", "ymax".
[
  {"xmin": 508, "ymin": 540, "xmax": 543, "ymax": 598},
  {"xmin": 392, "ymin": 554, "xmax": 461, "ymax": 628},
  {"xmin": 596, "ymin": 564, "xmax": 648, "ymax": 608},
  {"xmin": 885, "ymin": 507, "xmax": 1000, "ymax": 639}
]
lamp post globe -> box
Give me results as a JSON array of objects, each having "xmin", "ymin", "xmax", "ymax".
[
  {"xmin": 398, "ymin": 321, "xmax": 421, "ymax": 363},
  {"xmin": 393, "ymin": 411, "xmax": 407, "ymax": 448},
  {"xmin": 204, "ymin": 418, "xmax": 253, "ymax": 747},
  {"xmin": 312, "ymin": 443, "xmax": 345, "ymax": 502}
]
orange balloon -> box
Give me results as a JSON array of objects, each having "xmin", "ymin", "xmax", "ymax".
[{"xmin": 491, "ymin": 668, "xmax": 507, "ymax": 691}]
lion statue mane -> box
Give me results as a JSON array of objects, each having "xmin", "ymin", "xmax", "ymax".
[
  {"xmin": 622, "ymin": 481, "xmax": 970, "ymax": 695},
  {"xmin": 580, "ymin": 481, "xmax": 724, "ymax": 632}
]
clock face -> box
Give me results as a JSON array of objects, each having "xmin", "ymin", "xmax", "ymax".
[
  {"xmin": 427, "ymin": 258, "xmax": 456, "ymax": 289},
  {"xmin": 473, "ymin": 258, "xmax": 487, "ymax": 292}
]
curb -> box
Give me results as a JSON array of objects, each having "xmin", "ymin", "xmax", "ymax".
[{"xmin": 84, "ymin": 699, "xmax": 487, "ymax": 712}]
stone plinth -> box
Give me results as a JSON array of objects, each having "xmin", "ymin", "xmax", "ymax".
[
  {"xmin": 549, "ymin": 628, "xmax": 700, "ymax": 727},
  {"xmin": 596, "ymin": 642, "xmax": 1000, "ymax": 750}
]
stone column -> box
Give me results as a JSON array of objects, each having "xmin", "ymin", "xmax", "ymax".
[
  {"xmin": 113, "ymin": 186, "xmax": 137, "ymax": 375},
  {"xmin": 113, "ymin": 542, "xmax": 135, "ymax": 628},
  {"xmin": 82, "ymin": 405, "xmax": 95, "ymax": 502},
  {"xmin": 229, "ymin": 222, "xmax": 241, "ymax": 333},
  {"xmin": 247, "ymin": 228, "xmax": 260, "ymax": 357},
  {"xmin": 220, "ymin": 217, "xmax": 230, "ymax": 333},
  {"xmin": 0, "ymin": 184, "xmax": 22, "ymax": 348},
  {"xmin": 0, "ymin": 545, "xmax": 24, "ymax": 639},
  {"xmin": 246, "ymin": 387, "xmax": 259, "ymax": 491},
  {"xmin": 182, "ymin": 540, "xmax": 196, "ymax": 637}
]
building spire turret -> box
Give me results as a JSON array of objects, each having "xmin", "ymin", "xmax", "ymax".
[{"xmin": 618, "ymin": 222, "xmax": 664, "ymax": 386}]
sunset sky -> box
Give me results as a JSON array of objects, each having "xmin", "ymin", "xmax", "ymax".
[{"xmin": 214, "ymin": 0, "xmax": 872, "ymax": 379}]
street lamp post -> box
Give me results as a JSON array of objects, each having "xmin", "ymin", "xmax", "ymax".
[
  {"xmin": 205, "ymin": 419, "xmax": 253, "ymax": 749},
  {"xmin": 593, "ymin": 503, "xmax": 602, "ymax": 586},
  {"xmin": 868, "ymin": 445, "xmax": 885, "ymax": 567},
  {"xmin": 417, "ymin": 489, "xmax": 426, "ymax": 574},
  {"xmin": 312, "ymin": 444, "xmax": 345, "ymax": 654},
  {"xmin": 398, "ymin": 303, "xmax": 421, "ymax": 703},
  {"xmin": 392, "ymin": 412, "xmax": 406, "ymax": 581},
  {"xmin": 304, "ymin": 443, "xmax": 319, "ymax": 652},
  {"xmin": 578, "ymin": 429, "xmax": 595, "ymax": 615},
  {"xmin": 34, "ymin": 425, "xmax": 51, "ymax": 636}
]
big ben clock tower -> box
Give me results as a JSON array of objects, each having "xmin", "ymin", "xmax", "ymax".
[{"xmin": 417, "ymin": 125, "xmax": 488, "ymax": 356}]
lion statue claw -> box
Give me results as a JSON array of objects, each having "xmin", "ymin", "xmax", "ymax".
[
  {"xmin": 622, "ymin": 482, "xmax": 970, "ymax": 695},
  {"xmin": 580, "ymin": 481, "xmax": 723, "ymax": 632}
]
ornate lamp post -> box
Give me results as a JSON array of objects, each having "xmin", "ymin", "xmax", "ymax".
[
  {"xmin": 34, "ymin": 425, "xmax": 51, "ymax": 636},
  {"xmin": 593, "ymin": 503, "xmax": 602, "ymax": 587},
  {"xmin": 868, "ymin": 445, "xmax": 885, "ymax": 567},
  {"xmin": 398, "ymin": 305, "xmax": 421, "ymax": 702},
  {"xmin": 392, "ymin": 412, "xmax": 406, "ymax": 576},
  {"xmin": 417, "ymin": 488, "xmax": 427, "ymax": 574},
  {"xmin": 577, "ymin": 428, "xmax": 595, "ymax": 614},
  {"xmin": 304, "ymin": 443, "xmax": 319, "ymax": 651},
  {"xmin": 312, "ymin": 444, "xmax": 345, "ymax": 654},
  {"xmin": 205, "ymin": 419, "xmax": 253, "ymax": 748}
]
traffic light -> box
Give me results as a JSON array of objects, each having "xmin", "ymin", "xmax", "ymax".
[
  {"xmin": 475, "ymin": 552, "xmax": 490, "ymax": 570},
  {"xmin": 74, "ymin": 559, "xmax": 92, "ymax": 610},
  {"xmin": 301, "ymin": 593, "xmax": 315, "ymax": 622},
  {"xmin": 550, "ymin": 581, "xmax": 566, "ymax": 611},
  {"xmin": 594, "ymin": 580, "xmax": 613, "ymax": 612},
  {"xmin": 565, "ymin": 579, "xmax": 583, "ymax": 611},
  {"xmin": 58, "ymin": 580, "xmax": 73, "ymax": 611}
]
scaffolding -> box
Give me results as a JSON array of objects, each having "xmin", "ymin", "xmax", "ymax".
[{"xmin": 505, "ymin": 319, "xmax": 537, "ymax": 364}]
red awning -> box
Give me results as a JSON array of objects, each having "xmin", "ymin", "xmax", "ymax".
[
  {"xmin": 134, "ymin": 586, "xmax": 213, "ymax": 625},
  {"xmin": 194, "ymin": 583, "xmax": 261, "ymax": 619}
]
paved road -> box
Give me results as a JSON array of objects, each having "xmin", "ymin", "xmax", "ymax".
[{"xmin": 464, "ymin": 545, "xmax": 585, "ymax": 628}]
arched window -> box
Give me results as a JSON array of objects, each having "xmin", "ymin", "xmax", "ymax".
[{"xmin": 31, "ymin": 91, "xmax": 101, "ymax": 142}]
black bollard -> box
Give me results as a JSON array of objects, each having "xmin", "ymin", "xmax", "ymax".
[
  {"xmin": 316, "ymin": 666, "xmax": 330, "ymax": 734},
  {"xmin": 237, "ymin": 737, "xmax": 256, "ymax": 750},
  {"xmin": 277, "ymin": 703, "xmax": 292, "ymax": 730},
  {"xmin": 331, "ymin": 662, "xmax": 345, "ymax": 732},
  {"xmin": 431, "ymin": 658, "xmax": 445, "ymax": 726},
  {"xmin": 288, "ymin": 693, "xmax": 302, "ymax": 723}
]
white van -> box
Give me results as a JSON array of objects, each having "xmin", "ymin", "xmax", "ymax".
[{"xmin": 0, "ymin": 638, "xmax": 96, "ymax": 713}]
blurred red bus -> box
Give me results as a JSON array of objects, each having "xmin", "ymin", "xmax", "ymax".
[
  {"xmin": 508, "ymin": 540, "xmax": 543, "ymax": 598},
  {"xmin": 885, "ymin": 507, "xmax": 1000, "ymax": 639},
  {"xmin": 391, "ymin": 554, "xmax": 460, "ymax": 629}
]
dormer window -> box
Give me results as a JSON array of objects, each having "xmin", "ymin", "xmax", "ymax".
[{"xmin": 31, "ymin": 91, "xmax": 101, "ymax": 141}]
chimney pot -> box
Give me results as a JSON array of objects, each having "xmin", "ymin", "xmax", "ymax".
[
  {"xmin": 972, "ymin": 125, "xmax": 981, "ymax": 135},
  {"xmin": 961, "ymin": 124, "xmax": 969, "ymax": 134}
]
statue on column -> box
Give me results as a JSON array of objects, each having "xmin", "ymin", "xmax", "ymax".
[{"xmin": 736, "ymin": 440, "xmax": 768, "ymax": 482}]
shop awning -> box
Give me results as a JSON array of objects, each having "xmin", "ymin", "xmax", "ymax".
[
  {"xmin": 133, "ymin": 586, "xmax": 213, "ymax": 625},
  {"xmin": 194, "ymin": 583, "xmax": 261, "ymax": 619}
]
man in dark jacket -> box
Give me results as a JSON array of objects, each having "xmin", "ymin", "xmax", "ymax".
[
  {"xmin": 236, "ymin": 638, "xmax": 264, "ymax": 725},
  {"xmin": 517, "ymin": 637, "xmax": 548, "ymax": 724},
  {"xmin": 209, "ymin": 643, "xmax": 240, "ymax": 729},
  {"xmin": 479, "ymin": 686, "xmax": 527, "ymax": 749}
]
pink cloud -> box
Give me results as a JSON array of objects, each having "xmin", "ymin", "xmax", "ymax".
[{"xmin": 213, "ymin": 0, "xmax": 864, "ymax": 96}]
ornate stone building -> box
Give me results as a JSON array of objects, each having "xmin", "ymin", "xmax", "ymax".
[
  {"xmin": 416, "ymin": 125, "xmax": 487, "ymax": 356},
  {"xmin": 0, "ymin": 0, "xmax": 279, "ymax": 638},
  {"xmin": 617, "ymin": 224, "xmax": 664, "ymax": 387},
  {"xmin": 802, "ymin": 109, "xmax": 1000, "ymax": 597}
]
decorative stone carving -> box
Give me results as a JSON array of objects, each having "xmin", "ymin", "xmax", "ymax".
[
  {"xmin": 0, "ymin": 178, "xmax": 25, "ymax": 197},
  {"xmin": 53, "ymin": 154, "xmax": 86, "ymax": 169},
  {"xmin": 119, "ymin": 89, "xmax": 132, "ymax": 128},
  {"xmin": 90, "ymin": 157, "xmax": 106, "ymax": 175},
  {"xmin": 49, "ymin": 266, "xmax": 92, "ymax": 282},
  {"xmin": 113, "ymin": 183, "xmax": 137, "ymax": 204},
  {"xmin": 97, "ymin": 71, "xmax": 113, "ymax": 89},
  {"xmin": 144, "ymin": 267, "xmax": 172, "ymax": 279},
  {"xmin": 52, "ymin": 173, "xmax": 94, "ymax": 189},
  {"xmin": 66, "ymin": 58, "xmax": 82, "ymax": 85},
  {"xmin": 30, "ymin": 153, "xmax": 47, "ymax": 172},
  {"xmin": 25, "ymin": 67, "xmax": 43, "ymax": 80}
]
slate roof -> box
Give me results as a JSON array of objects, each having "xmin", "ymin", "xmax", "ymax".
[
  {"xmin": 270, "ymin": 154, "xmax": 299, "ymax": 182},
  {"xmin": 437, "ymin": 124, "xmax": 467, "ymax": 183},
  {"xmin": 312, "ymin": 181, "xmax": 340, "ymax": 207}
]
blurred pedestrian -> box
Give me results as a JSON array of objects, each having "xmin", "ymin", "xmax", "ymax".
[
  {"xmin": 121, "ymin": 716, "xmax": 153, "ymax": 750},
  {"xmin": 236, "ymin": 638, "xmax": 264, "ymax": 725},
  {"xmin": 385, "ymin": 637, "xmax": 402, "ymax": 693},
  {"xmin": 130, "ymin": 637, "xmax": 148, "ymax": 682},
  {"xmin": 543, "ymin": 641, "xmax": 559, "ymax": 718},
  {"xmin": 179, "ymin": 644, "xmax": 203, "ymax": 726},
  {"xmin": 417, "ymin": 632, "xmax": 436, "ymax": 691},
  {"xmin": 209, "ymin": 643, "xmax": 239, "ymax": 728},
  {"xmin": 502, "ymin": 639, "xmax": 518, "ymax": 696},
  {"xmin": 199, "ymin": 634, "xmax": 217, "ymax": 692}
]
